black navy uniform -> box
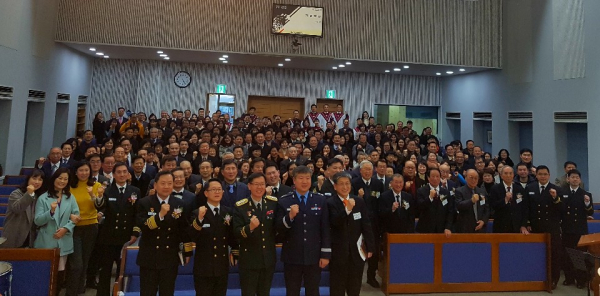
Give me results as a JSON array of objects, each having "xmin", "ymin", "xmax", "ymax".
[
  {"xmin": 95, "ymin": 183, "xmax": 141, "ymax": 296},
  {"xmin": 561, "ymin": 187, "xmax": 593, "ymax": 285},
  {"xmin": 189, "ymin": 204, "xmax": 239, "ymax": 296},
  {"xmin": 233, "ymin": 195, "xmax": 279, "ymax": 296},
  {"xmin": 136, "ymin": 195, "xmax": 193, "ymax": 296},
  {"xmin": 276, "ymin": 191, "xmax": 332, "ymax": 296}
]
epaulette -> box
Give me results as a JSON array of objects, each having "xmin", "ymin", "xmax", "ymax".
[
  {"xmin": 236, "ymin": 198, "xmax": 249, "ymax": 206},
  {"xmin": 265, "ymin": 195, "xmax": 278, "ymax": 202}
]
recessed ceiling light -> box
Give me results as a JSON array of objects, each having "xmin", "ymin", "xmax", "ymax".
[
  {"xmin": 385, "ymin": 70, "xmax": 390, "ymax": 73},
  {"xmin": 332, "ymin": 67, "xmax": 337, "ymax": 69},
  {"xmin": 89, "ymin": 48, "xmax": 96, "ymax": 51},
  {"xmin": 104, "ymin": 56, "xmax": 109, "ymax": 58},
  {"xmin": 222, "ymin": 60, "xmax": 228, "ymax": 63},
  {"xmin": 345, "ymin": 62, "xmax": 351, "ymax": 65},
  {"xmin": 436, "ymin": 72, "xmax": 442, "ymax": 75},
  {"xmin": 219, "ymin": 58, "xmax": 226, "ymax": 61},
  {"xmin": 285, "ymin": 58, "xmax": 291, "ymax": 62},
  {"xmin": 222, "ymin": 55, "xmax": 229, "ymax": 58},
  {"xmin": 338, "ymin": 65, "xmax": 345, "ymax": 68},
  {"xmin": 160, "ymin": 54, "xmax": 168, "ymax": 57},
  {"xmin": 393, "ymin": 68, "xmax": 401, "ymax": 71},
  {"xmin": 403, "ymin": 65, "xmax": 410, "ymax": 69},
  {"xmin": 96, "ymin": 52, "xmax": 104, "ymax": 56},
  {"xmin": 278, "ymin": 63, "xmax": 284, "ymax": 67},
  {"xmin": 459, "ymin": 68, "xmax": 466, "ymax": 72},
  {"xmin": 157, "ymin": 51, "xmax": 164, "ymax": 54},
  {"xmin": 446, "ymin": 71, "xmax": 454, "ymax": 74},
  {"xmin": 164, "ymin": 57, "xmax": 170, "ymax": 60}
]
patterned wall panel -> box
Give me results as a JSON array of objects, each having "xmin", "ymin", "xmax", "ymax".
[
  {"xmin": 57, "ymin": 0, "xmax": 502, "ymax": 68},
  {"xmin": 88, "ymin": 59, "xmax": 441, "ymax": 123},
  {"xmin": 552, "ymin": 0, "xmax": 585, "ymax": 80}
]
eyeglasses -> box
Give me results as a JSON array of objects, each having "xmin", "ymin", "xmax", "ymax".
[
  {"xmin": 207, "ymin": 189, "xmax": 224, "ymax": 193},
  {"xmin": 249, "ymin": 183, "xmax": 266, "ymax": 187}
]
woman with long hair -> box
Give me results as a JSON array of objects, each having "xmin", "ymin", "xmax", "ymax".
[
  {"xmin": 100, "ymin": 138, "xmax": 114, "ymax": 156},
  {"xmin": 66, "ymin": 161, "xmax": 104, "ymax": 296},
  {"xmin": 34, "ymin": 168, "xmax": 81, "ymax": 293},
  {"xmin": 496, "ymin": 148, "xmax": 514, "ymax": 167},
  {"xmin": 92, "ymin": 112, "xmax": 106, "ymax": 143},
  {"xmin": 0, "ymin": 170, "xmax": 45, "ymax": 248}
]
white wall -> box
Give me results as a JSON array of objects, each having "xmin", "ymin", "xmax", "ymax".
[{"xmin": 0, "ymin": 0, "xmax": 93, "ymax": 174}]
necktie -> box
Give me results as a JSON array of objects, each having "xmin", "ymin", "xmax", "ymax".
[
  {"xmin": 119, "ymin": 187, "xmax": 125, "ymax": 195},
  {"xmin": 172, "ymin": 191, "xmax": 182, "ymax": 198},
  {"xmin": 442, "ymin": 181, "xmax": 447, "ymax": 189},
  {"xmin": 273, "ymin": 187, "xmax": 278, "ymax": 195},
  {"xmin": 52, "ymin": 164, "xmax": 58, "ymax": 173},
  {"xmin": 300, "ymin": 195, "xmax": 306, "ymax": 209},
  {"xmin": 395, "ymin": 194, "xmax": 401, "ymax": 203},
  {"xmin": 343, "ymin": 198, "xmax": 348, "ymax": 207},
  {"xmin": 92, "ymin": 176, "xmax": 97, "ymax": 182},
  {"xmin": 161, "ymin": 200, "xmax": 166, "ymax": 205},
  {"xmin": 62, "ymin": 158, "xmax": 67, "ymax": 164},
  {"xmin": 379, "ymin": 178, "xmax": 384, "ymax": 183},
  {"xmin": 540, "ymin": 185, "xmax": 545, "ymax": 193},
  {"xmin": 366, "ymin": 181, "xmax": 370, "ymax": 187},
  {"xmin": 214, "ymin": 207, "xmax": 219, "ymax": 216},
  {"xmin": 572, "ymin": 190, "xmax": 576, "ymax": 195},
  {"xmin": 507, "ymin": 186, "xmax": 511, "ymax": 193},
  {"xmin": 229, "ymin": 184, "xmax": 234, "ymax": 193},
  {"xmin": 256, "ymin": 202, "xmax": 262, "ymax": 213}
]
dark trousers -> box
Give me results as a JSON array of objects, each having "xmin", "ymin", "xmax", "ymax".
[
  {"xmin": 96, "ymin": 244, "xmax": 123, "ymax": 296},
  {"xmin": 283, "ymin": 263, "xmax": 321, "ymax": 296},
  {"xmin": 66, "ymin": 224, "xmax": 98, "ymax": 296},
  {"xmin": 367, "ymin": 220, "xmax": 380, "ymax": 280},
  {"xmin": 139, "ymin": 265, "xmax": 178, "ymax": 296},
  {"xmin": 329, "ymin": 257, "xmax": 365, "ymax": 296},
  {"xmin": 562, "ymin": 233, "xmax": 586, "ymax": 284},
  {"xmin": 193, "ymin": 274, "xmax": 228, "ymax": 296},
  {"xmin": 87, "ymin": 224, "xmax": 103, "ymax": 284},
  {"xmin": 550, "ymin": 232, "xmax": 562, "ymax": 284},
  {"xmin": 240, "ymin": 267, "xmax": 275, "ymax": 296}
]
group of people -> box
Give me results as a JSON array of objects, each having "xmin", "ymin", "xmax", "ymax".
[{"xmin": 0, "ymin": 103, "xmax": 594, "ymax": 296}]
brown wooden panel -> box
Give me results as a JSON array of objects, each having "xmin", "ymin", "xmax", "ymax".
[
  {"xmin": 248, "ymin": 96, "xmax": 304, "ymax": 120},
  {"xmin": 315, "ymin": 99, "xmax": 344, "ymax": 113}
]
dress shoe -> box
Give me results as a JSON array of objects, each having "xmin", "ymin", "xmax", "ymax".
[
  {"xmin": 551, "ymin": 282, "xmax": 557, "ymax": 290},
  {"xmin": 367, "ymin": 278, "xmax": 380, "ymax": 288},
  {"xmin": 562, "ymin": 280, "xmax": 574, "ymax": 286}
]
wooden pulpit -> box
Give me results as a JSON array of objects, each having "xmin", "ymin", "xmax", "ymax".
[{"xmin": 578, "ymin": 233, "xmax": 600, "ymax": 296}]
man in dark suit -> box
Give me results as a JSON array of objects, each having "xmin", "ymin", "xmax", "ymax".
[
  {"xmin": 219, "ymin": 159, "xmax": 250, "ymax": 208},
  {"xmin": 454, "ymin": 169, "xmax": 490, "ymax": 233},
  {"xmin": 415, "ymin": 168, "xmax": 454, "ymax": 237},
  {"xmin": 193, "ymin": 142, "xmax": 221, "ymax": 174},
  {"xmin": 327, "ymin": 172, "xmax": 375, "ymax": 296},
  {"xmin": 526, "ymin": 165, "xmax": 563, "ymax": 289},
  {"xmin": 232, "ymin": 173, "xmax": 279, "ymax": 296},
  {"xmin": 264, "ymin": 161, "xmax": 293, "ymax": 198},
  {"xmin": 276, "ymin": 166, "xmax": 331, "ymax": 296},
  {"xmin": 135, "ymin": 171, "xmax": 193, "ymax": 296},
  {"xmin": 88, "ymin": 154, "xmax": 109, "ymax": 184},
  {"xmin": 489, "ymin": 166, "xmax": 529, "ymax": 234},
  {"xmin": 351, "ymin": 160, "xmax": 384, "ymax": 288},
  {"xmin": 379, "ymin": 174, "xmax": 415, "ymax": 234},
  {"xmin": 279, "ymin": 147, "xmax": 307, "ymax": 173},
  {"xmin": 560, "ymin": 169, "xmax": 593, "ymax": 289},
  {"xmin": 314, "ymin": 158, "xmax": 345, "ymax": 198},
  {"xmin": 172, "ymin": 168, "xmax": 197, "ymax": 217},
  {"xmin": 96, "ymin": 163, "xmax": 141, "ymax": 296},
  {"xmin": 373, "ymin": 159, "xmax": 391, "ymax": 191},
  {"xmin": 439, "ymin": 163, "xmax": 459, "ymax": 193},
  {"xmin": 60, "ymin": 142, "xmax": 77, "ymax": 167},
  {"xmin": 178, "ymin": 140, "xmax": 194, "ymax": 162},
  {"xmin": 37, "ymin": 147, "xmax": 65, "ymax": 180},
  {"xmin": 180, "ymin": 160, "xmax": 202, "ymax": 193},
  {"xmin": 130, "ymin": 156, "xmax": 151, "ymax": 197},
  {"xmin": 189, "ymin": 178, "xmax": 239, "ymax": 296}
]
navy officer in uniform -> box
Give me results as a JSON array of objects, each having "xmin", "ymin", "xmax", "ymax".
[
  {"xmin": 561, "ymin": 169, "xmax": 593, "ymax": 289},
  {"xmin": 276, "ymin": 165, "xmax": 331, "ymax": 296},
  {"xmin": 96, "ymin": 162, "xmax": 141, "ymax": 296},
  {"xmin": 136, "ymin": 170, "xmax": 193, "ymax": 296},
  {"xmin": 233, "ymin": 173, "xmax": 279, "ymax": 296},
  {"xmin": 189, "ymin": 178, "xmax": 239, "ymax": 296}
]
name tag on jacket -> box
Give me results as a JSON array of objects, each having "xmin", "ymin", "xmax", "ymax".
[
  {"xmin": 353, "ymin": 212, "xmax": 362, "ymax": 220},
  {"xmin": 108, "ymin": 198, "xmax": 117, "ymax": 201}
]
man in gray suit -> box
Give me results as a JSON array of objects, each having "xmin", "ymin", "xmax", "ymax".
[{"xmin": 454, "ymin": 169, "xmax": 490, "ymax": 233}]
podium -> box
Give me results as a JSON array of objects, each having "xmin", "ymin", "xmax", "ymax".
[{"xmin": 578, "ymin": 233, "xmax": 600, "ymax": 296}]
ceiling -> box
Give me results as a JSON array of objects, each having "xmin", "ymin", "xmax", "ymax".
[{"xmin": 61, "ymin": 42, "xmax": 495, "ymax": 77}]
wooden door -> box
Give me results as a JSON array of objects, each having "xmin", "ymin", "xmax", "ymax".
[
  {"xmin": 247, "ymin": 96, "xmax": 304, "ymax": 120},
  {"xmin": 315, "ymin": 99, "xmax": 344, "ymax": 113}
]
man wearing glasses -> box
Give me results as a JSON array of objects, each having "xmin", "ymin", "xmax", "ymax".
[{"xmin": 233, "ymin": 173, "xmax": 279, "ymax": 296}]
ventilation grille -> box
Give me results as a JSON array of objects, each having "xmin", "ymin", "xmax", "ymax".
[
  {"xmin": 554, "ymin": 112, "xmax": 587, "ymax": 123},
  {"xmin": 28, "ymin": 90, "xmax": 46, "ymax": 98},
  {"xmin": 78, "ymin": 95, "xmax": 88, "ymax": 105},
  {"xmin": 445, "ymin": 112, "xmax": 461, "ymax": 120},
  {"xmin": 57, "ymin": 93, "xmax": 70, "ymax": 103},
  {"xmin": 508, "ymin": 111, "xmax": 533, "ymax": 121},
  {"xmin": 473, "ymin": 112, "xmax": 492, "ymax": 121},
  {"xmin": 0, "ymin": 86, "xmax": 13, "ymax": 100}
]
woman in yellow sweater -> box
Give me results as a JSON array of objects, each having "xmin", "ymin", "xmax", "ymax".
[{"xmin": 65, "ymin": 161, "xmax": 104, "ymax": 296}]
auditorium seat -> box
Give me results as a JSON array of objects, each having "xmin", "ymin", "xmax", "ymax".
[
  {"xmin": 3, "ymin": 175, "xmax": 26, "ymax": 185},
  {"xmin": 0, "ymin": 206, "xmax": 6, "ymax": 214},
  {"xmin": 0, "ymin": 196, "xmax": 8, "ymax": 204},
  {"xmin": 593, "ymin": 211, "xmax": 600, "ymax": 220},
  {"xmin": 19, "ymin": 167, "xmax": 35, "ymax": 176},
  {"xmin": 118, "ymin": 246, "xmax": 330, "ymax": 296},
  {"xmin": 0, "ymin": 215, "xmax": 5, "ymax": 227},
  {"xmin": 0, "ymin": 185, "xmax": 17, "ymax": 195}
]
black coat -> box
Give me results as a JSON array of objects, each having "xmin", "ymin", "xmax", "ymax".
[
  {"xmin": 378, "ymin": 190, "xmax": 415, "ymax": 234},
  {"xmin": 489, "ymin": 182, "xmax": 528, "ymax": 233},
  {"xmin": 136, "ymin": 195, "xmax": 193, "ymax": 269},
  {"xmin": 327, "ymin": 195, "xmax": 374, "ymax": 266},
  {"xmin": 454, "ymin": 185, "xmax": 490, "ymax": 233},
  {"xmin": 415, "ymin": 186, "xmax": 454, "ymax": 233},
  {"xmin": 97, "ymin": 184, "xmax": 141, "ymax": 245},
  {"xmin": 189, "ymin": 205, "xmax": 238, "ymax": 277},
  {"xmin": 130, "ymin": 172, "xmax": 151, "ymax": 198},
  {"xmin": 561, "ymin": 188, "xmax": 593, "ymax": 235},
  {"xmin": 351, "ymin": 177, "xmax": 385, "ymax": 222},
  {"xmin": 526, "ymin": 182, "xmax": 563, "ymax": 234},
  {"xmin": 273, "ymin": 184, "xmax": 293, "ymax": 198}
]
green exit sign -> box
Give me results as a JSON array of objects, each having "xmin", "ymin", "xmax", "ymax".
[
  {"xmin": 216, "ymin": 84, "xmax": 227, "ymax": 94},
  {"xmin": 326, "ymin": 90, "xmax": 336, "ymax": 98}
]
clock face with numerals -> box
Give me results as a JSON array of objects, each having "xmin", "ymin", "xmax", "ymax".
[{"xmin": 174, "ymin": 71, "xmax": 191, "ymax": 88}]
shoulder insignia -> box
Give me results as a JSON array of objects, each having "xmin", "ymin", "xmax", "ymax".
[
  {"xmin": 265, "ymin": 195, "xmax": 278, "ymax": 202},
  {"xmin": 236, "ymin": 198, "xmax": 249, "ymax": 206}
]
